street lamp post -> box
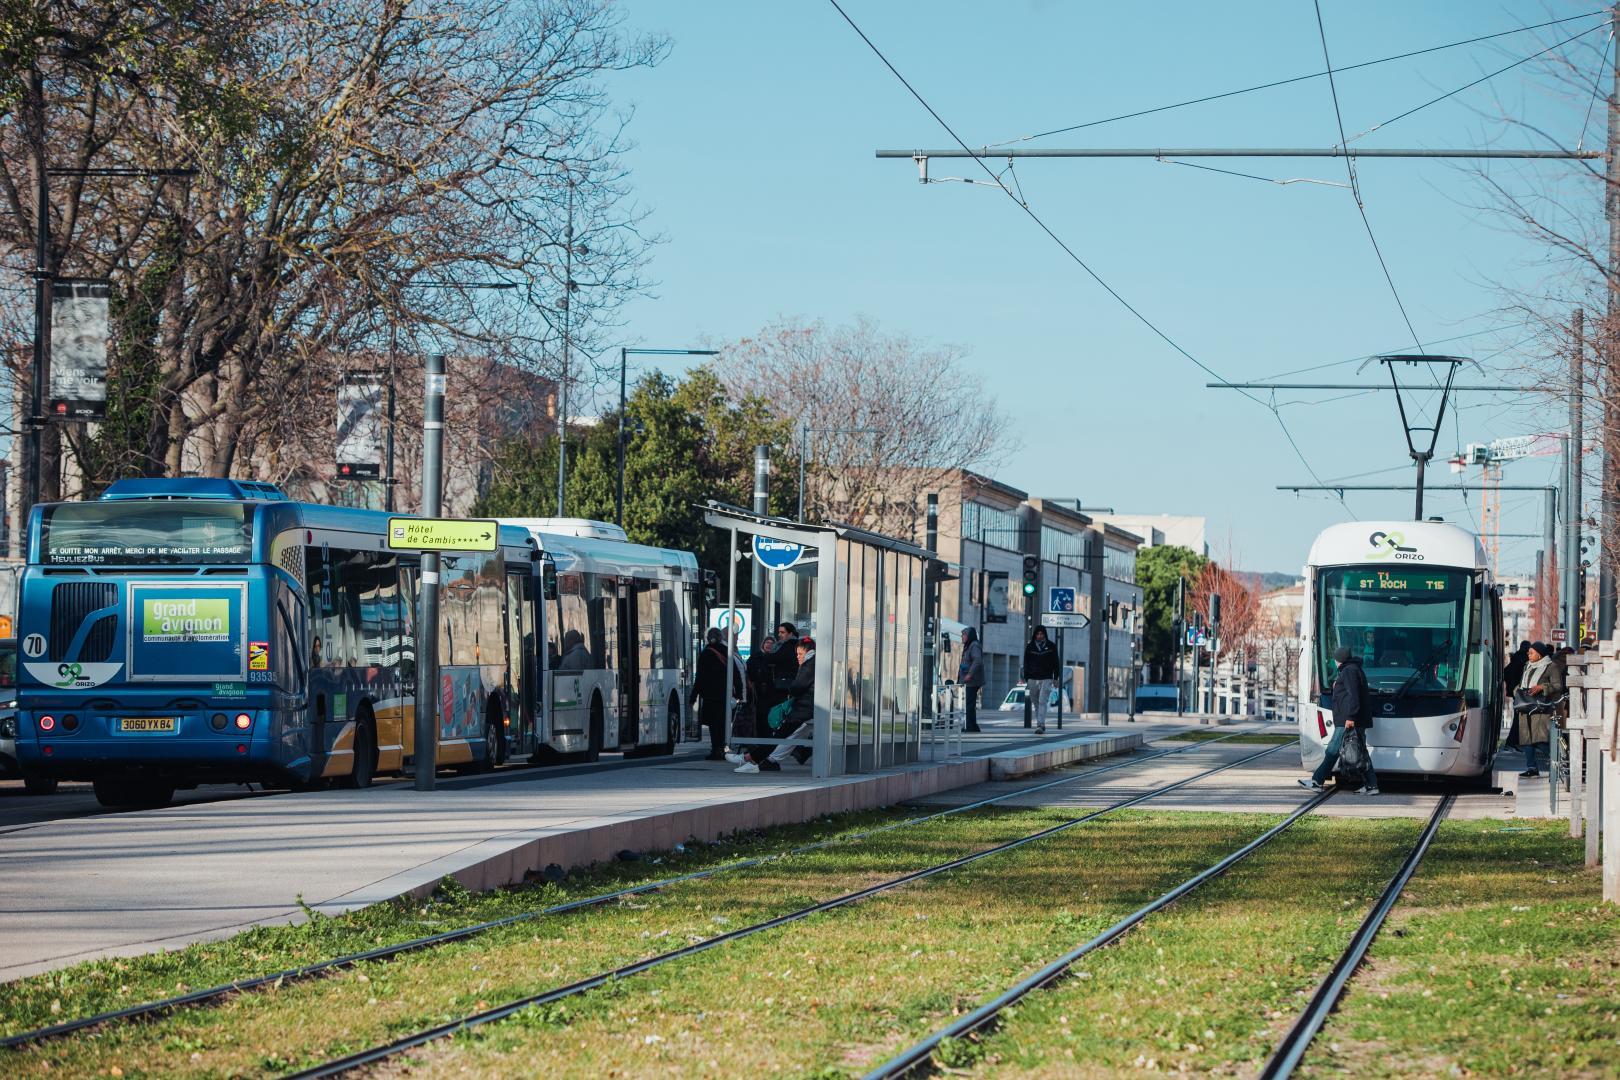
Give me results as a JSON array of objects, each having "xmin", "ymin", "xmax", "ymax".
[{"xmin": 616, "ymin": 347, "xmax": 717, "ymax": 525}]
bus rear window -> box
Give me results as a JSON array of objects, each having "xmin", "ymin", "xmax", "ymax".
[{"xmin": 41, "ymin": 503, "xmax": 251, "ymax": 565}]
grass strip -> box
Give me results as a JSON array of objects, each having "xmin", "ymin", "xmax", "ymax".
[
  {"xmin": 2, "ymin": 806, "xmax": 1081, "ymax": 1078},
  {"xmin": 357, "ymin": 810, "xmax": 1300, "ymax": 1078},
  {"xmin": 1298, "ymin": 819, "xmax": 1620, "ymax": 1078},
  {"xmin": 920, "ymin": 814, "xmax": 1427, "ymax": 1076},
  {"xmin": 0, "ymin": 807, "xmax": 914, "ymax": 1038},
  {"xmin": 1163, "ymin": 730, "xmax": 1297, "ymax": 745}
]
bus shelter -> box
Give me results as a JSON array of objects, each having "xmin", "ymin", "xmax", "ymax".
[{"xmin": 703, "ymin": 504, "xmax": 930, "ymax": 778}]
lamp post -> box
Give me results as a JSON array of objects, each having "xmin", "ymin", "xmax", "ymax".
[
  {"xmin": 797, "ymin": 422, "xmax": 879, "ymax": 521},
  {"xmin": 384, "ymin": 280, "xmax": 517, "ymax": 512},
  {"xmin": 616, "ymin": 347, "xmax": 717, "ymax": 525}
]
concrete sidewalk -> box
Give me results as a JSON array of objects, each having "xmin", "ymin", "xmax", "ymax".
[{"xmin": 0, "ymin": 723, "xmax": 1143, "ymax": 982}]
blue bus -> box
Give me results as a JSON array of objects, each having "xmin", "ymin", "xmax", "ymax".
[{"xmin": 14, "ymin": 479, "xmax": 701, "ymax": 807}]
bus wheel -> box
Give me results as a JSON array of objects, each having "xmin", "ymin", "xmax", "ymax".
[
  {"xmin": 93, "ymin": 778, "xmax": 174, "ymax": 809},
  {"xmin": 341, "ymin": 718, "xmax": 376, "ymax": 789},
  {"xmin": 585, "ymin": 695, "xmax": 604, "ymax": 763},
  {"xmin": 22, "ymin": 776, "xmax": 59, "ymax": 795},
  {"xmin": 656, "ymin": 694, "xmax": 679, "ymax": 755}
]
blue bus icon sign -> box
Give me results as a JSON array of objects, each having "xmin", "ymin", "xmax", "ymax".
[
  {"xmin": 1047, "ymin": 586, "xmax": 1076, "ymax": 613},
  {"xmin": 752, "ymin": 535, "xmax": 805, "ymax": 571}
]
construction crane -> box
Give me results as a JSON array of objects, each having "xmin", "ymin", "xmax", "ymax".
[{"xmin": 1449, "ymin": 434, "xmax": 1559, "ymax": 583}]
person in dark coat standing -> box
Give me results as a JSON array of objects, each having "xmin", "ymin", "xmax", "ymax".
[
  {"xmin": 1299, "ymin": 645, "xmax": 1378, "ymax": 795},
  {"xmin": 958, "ymin": 627, "xmax": 986, "ymax": 732},
  {"xmin": 691, "ymin": 628, "xmax": 741, "ymax": 761},
  {"xmin": 1022, "ymin": 627, "xmax": 1060, "ymax": 734}
]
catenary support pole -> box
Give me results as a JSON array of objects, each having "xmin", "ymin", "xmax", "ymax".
[
  {"xmin": 556, "ymin": 180, "xmax": 573, "ymax": 517},
  {"xmin": 414, "ymin": 354, "xmax": 446, "ymax": 791},
  {"xmin": 26, "ymin": 65, "xmax": 47, "ymax": 520},
  {"xmin": 1569, "ymin": 309, "xmax": 1585, "ymax": 640},
  {"xmin": 1602, "ymin": 5, "xmax": 1620, "ymax": 640},
  {"xmin": 923, "ymin": 494, "xmax": 938, "ymax": 724}
]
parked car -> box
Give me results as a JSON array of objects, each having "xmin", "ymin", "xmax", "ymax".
[
  {"xmin": 1134, "ymin": 684, "xmax": 1181, "ymax": 713},
  {"xmin": 999, "ymin": 682, "xmax": 1074, "ymax": 712}
]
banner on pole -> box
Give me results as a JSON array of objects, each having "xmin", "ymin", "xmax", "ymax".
[
  {"xmin": 49, "ymin": 278, "xmax": 110, "ymax": 421},
  {"xmin": 336, "ymin": 372, "xmax": 384, "ymax": 479}
]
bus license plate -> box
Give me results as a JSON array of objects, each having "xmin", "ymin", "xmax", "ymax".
[{"xmin": 119, "ymin": 717, "xmax": 177, "ymax": 733}]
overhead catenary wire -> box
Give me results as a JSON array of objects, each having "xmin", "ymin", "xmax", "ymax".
[
  {"xmin": 988, "ymin": 10, "xmax": 1608, "ymax": 146},
  {"xmin": 825, "ymin": 0, "xmax": 1352, "ymax": 514}
]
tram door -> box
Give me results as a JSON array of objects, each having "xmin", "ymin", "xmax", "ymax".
[{"xmin": 616, "ymin": 578, "xmax": 640, "ymax": 746}]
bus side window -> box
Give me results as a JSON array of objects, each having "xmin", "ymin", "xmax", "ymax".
[
  {"xmin": 397, "ymin": 562, "xmax": 418, "ymax": 682},
  {"xmin": 553, "ymin": 572, "xmax": 592, "ymax": 671}
]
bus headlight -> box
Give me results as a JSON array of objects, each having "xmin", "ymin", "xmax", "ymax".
[{"xmin": 0, "ymin": 715, "xmax": 15, "ymax": 739}]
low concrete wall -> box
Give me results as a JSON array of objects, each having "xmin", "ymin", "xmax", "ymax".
[{"xmin": 986, "ymin": 732, "xmax": 1144, "ymax": 781}]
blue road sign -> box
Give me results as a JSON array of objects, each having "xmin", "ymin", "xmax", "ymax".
[
  {"xmin": 753, "ymin": 535, "xmax": 805, "ymax": 571},
  {"xmin": 1047, "ymin": 586, "xmax": 1076, "ymax": 613}
]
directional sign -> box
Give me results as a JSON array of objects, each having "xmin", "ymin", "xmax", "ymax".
[
  {"xmin": 1041, "ymin": 612, "xmax": 1089, "ymax": 629},
  {"xmin": 1047, "ymin": 586, "xmax": 1076, "ymax": 613},
  {"xmin": 387, "ymin": 517, "xmax": 498, "ymax": 552}
]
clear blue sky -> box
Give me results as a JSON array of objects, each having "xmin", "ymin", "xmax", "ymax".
[{"xmin": 605, "ymin": 0, "xmax": 1599, "ymax": 573}]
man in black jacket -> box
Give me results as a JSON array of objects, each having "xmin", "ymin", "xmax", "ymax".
[
  {"xmin": 1022, "ymin": 627, "xmax": 1060, "ymax": 735},
  {"xmin": 690, "ymin": 628, "xmax": 741, "ymax": 761},
  {"xmin": 1299, "ymin": 646, "xmax": 1379, "ymax": 795}
]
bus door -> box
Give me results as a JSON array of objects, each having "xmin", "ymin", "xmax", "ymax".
[
  {"xmin": 616, "ymin": 577, "xmax": 639, "ymax": 746},
  {"xmin": 505, "ymin": 564, "xmax": 536, "ymax": 754}
]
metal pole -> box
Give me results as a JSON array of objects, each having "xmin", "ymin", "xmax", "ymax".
[
  {"xmin": 1546, "ymin": 485, "xmax": 1559, "ymax": 636},
  {"xmin": 1414, "ymin": 454, "xmax": 1426, "ymax": 520},
  {"xmin": 797, "ymin": 420, "xmax": 807, "ymax": 521},
  {"xmin": 1602, "ymin": 1, "xmax": 1620, "ymax": 640},
  {"xmin": 556, "ymin": 179, "xmax": 573, "ymax": 517},
  {"xmin": 615, "ymin": 346, "xmax": 627, "ymax": 526},
  {"xmin": 26, "ymin": 65, "xmax": 47, "ymax": 518},
  {"xmin": 1568, "ymin": 309, "xmax": 1585, "ymax": 639},
  {"xmin": 752, "ymin": 445, "xmax": 770, "ymax": 516},
  {"xmin": 385, "ymin": 328, "xmax": 397, "ymax": 513},
  {"xmin": 1101, "ymin": 593, "xmax": 1111, "ymax": 726},
  {"xmin": 414, "ymin": 353, "xmax": 446, "ymax": 791},
  {"xmin": 922, "ymin": 494, "xmax": 938, "ymax": 724},
  {"xmin": 1175, "ymin": 577, "xmax": 1186, "ymax": 717}
]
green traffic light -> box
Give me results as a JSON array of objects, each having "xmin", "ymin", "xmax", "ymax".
[{"xmin": 1022, "ymin": 581, "xmax": 1036, "ymax": 596}]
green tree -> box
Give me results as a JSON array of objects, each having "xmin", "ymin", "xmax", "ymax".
[
  {"xmin": 1136, "ymin": 544, "xmax": 1209, "ymax": 683},
  {"xmin": 477, "ymin": 367, "xmax": 790, "ymax": 573}
]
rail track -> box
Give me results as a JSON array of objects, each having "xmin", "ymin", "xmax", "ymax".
[
  {"xmin": 1, "ymin": 728, "xmax": 1264, "ymax": 1050},
  {"xmin": 863, "ymin": 793, "xmax": 1454, "ymax": 1079},
  {"xmin": 281, "ymin": 742, "xmax": 1292, "ymax": 1078}
]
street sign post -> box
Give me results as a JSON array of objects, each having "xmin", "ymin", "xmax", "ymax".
[
  {"xmin": 388, "ymin": 517, "xmax": 498, "ymax": 552},
  {"xmin": 1552, "ymin": 627, "xmax": 1567, "ymax": 643},
  {"xmin": 1041, "ymin": 611, "xmax": 1089, "ymax": 629}
]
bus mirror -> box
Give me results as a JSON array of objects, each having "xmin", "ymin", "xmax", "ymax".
[
  {"xmin": 542, "ymin": 564, "xmax": 558, "ymax": 601},
  {"xmin": 702, "ymin": 569, "xmax": 718, "ymax": 606}
]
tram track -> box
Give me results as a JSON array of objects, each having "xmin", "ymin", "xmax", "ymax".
[
  {"xmin": 0, "ymin": 728, "xmax": 1265, "ymax": 1051},
  {"xmin": 279, "ymin": 742, "xmax": 1291, "ymax": 1079},
  {"xmin": 861, "ymin": 793, "xmax": 1454, "ymax": 1080}
]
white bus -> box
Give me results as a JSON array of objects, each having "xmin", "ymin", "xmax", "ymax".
[
  {"xmin": 499, "ymin": 519, "xmax": 702, "ymax": 760},
  {"xmin": 1297, "ymin": 521, "xmax": 1503, "ymax": 781}
]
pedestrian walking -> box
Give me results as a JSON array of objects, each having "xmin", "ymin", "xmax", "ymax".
[
  {"xmin": 1022, "ymin": 626, "xmax": 1059, "ymax": 734},
  {"xmin": 1298, "ymin": 645, "xmax": 1379, "ymax": 795},
  {"xmin": 691, "ymin": 628, "xmax": 741, "ymax": 762},
  {"xmin": 1512, "ymin": 641, "xmax": 1564, "ymax": 778},
  {"xmin": 958, "ymin": 627, "xmax": 985, "ymax": 733}
]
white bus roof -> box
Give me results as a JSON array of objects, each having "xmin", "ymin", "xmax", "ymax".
[
  {"xmin": 1305, "ymin": 520, "xmax": 1485, "ymax": 572},
  {"xmin": 497, "ymin": 519, "xmax": 701, "ymax": 582},
  {"xmin": 498, "ymin": 517, "xmax": 628, "ymax": 542}
]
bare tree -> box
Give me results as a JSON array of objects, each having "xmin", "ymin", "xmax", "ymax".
[
  {"xmin": 0, "ymin": 0, "xmax": 663, "ymax": 500},
  {"xmin": 715, "ymin": 316, "xmax": 1015, "ymax": 536}
]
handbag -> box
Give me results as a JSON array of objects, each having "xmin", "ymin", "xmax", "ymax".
[
  {"xmin": 1336, "ymin": 728, "xmax": 1369, "ymax": 789},
  {"xmin": 766, "ymin": 699, "xmax": 793, "ymax": 732}
]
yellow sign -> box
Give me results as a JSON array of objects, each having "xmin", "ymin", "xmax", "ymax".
[{"xmin": 386, "ymin": 517, "xmax": 499, "ymax": 552}]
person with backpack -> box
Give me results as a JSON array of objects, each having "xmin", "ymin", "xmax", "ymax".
[
  {"xmin": 1299, "ymin": 645, "xmax": 1378, "ymax": 795},
  {"xmin": 1022, "ymin": 626, "xmax": 1059, "ymax": 734}
]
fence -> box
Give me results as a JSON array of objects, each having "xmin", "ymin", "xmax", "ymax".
[{"xmin": 1559, "ymin": 644, "xmax": 1619, "ymax": 903}]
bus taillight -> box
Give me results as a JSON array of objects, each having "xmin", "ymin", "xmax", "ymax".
[
  {"xmin": 38, "ymin": 715, "xmax": 55, "ymax": 732},
  {"xmin": 234, "ymin": 713, "xmax": 252, "ymax": 730},
  {"xmin": 1316, "ymin": 710, "xmax": 1328, "ymax": 739}
]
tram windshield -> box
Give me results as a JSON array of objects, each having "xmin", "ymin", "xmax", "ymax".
[{"xmin": 1317, "ymin": 566, "xmax": 1474, "ymax": 696}]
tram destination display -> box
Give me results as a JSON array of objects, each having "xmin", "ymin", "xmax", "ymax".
[{"xmin": 1346, "ymin": 570, "xmax": 1460, "ymax": 594}]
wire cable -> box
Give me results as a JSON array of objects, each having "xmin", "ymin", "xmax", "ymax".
[
  {"xmin": 826, "ymin": 0, "xmax": 1352, "ymax": 514},
  {"xmin": 1344, "ymin": 21, "xmax": 1609, "ymax": 145},
  {"xmin": 1314, "ymin": 0, "xmax": 1424, "ymax": 355},
  {"xmin": 991, "ymin": 10, "xmax": 1607, "ymax": 146}
]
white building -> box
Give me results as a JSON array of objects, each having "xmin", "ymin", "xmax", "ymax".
[{"xmin": 1084, "ymin": 513, "xmax": 1207, "ymax": 557}]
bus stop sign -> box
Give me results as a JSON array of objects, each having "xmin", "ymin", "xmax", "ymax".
[{"xmin": 387, "ymin": 517, "xmax": 498, "ymax": 552}]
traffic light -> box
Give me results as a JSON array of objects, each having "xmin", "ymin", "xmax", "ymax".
[
  {"xmin": 1021, "ymin": 555, "xmax": 1038, "ymax": 597},
  {"xmin": 1210, "ymin": 593, "xmax": 1222, "ymax": 625},
  {"xmin": 1108, "ymin": 599, "xmax": 1120, "ymax": 624}
]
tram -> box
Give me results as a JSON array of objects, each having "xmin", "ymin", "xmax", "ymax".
[
  {"xmin": 1297, "ymin": 520, "xmax": 1502, "ymax": 780},
  {"xmin": 13, "ymin": 479, "xmax": 701, "ymax": 806}
]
